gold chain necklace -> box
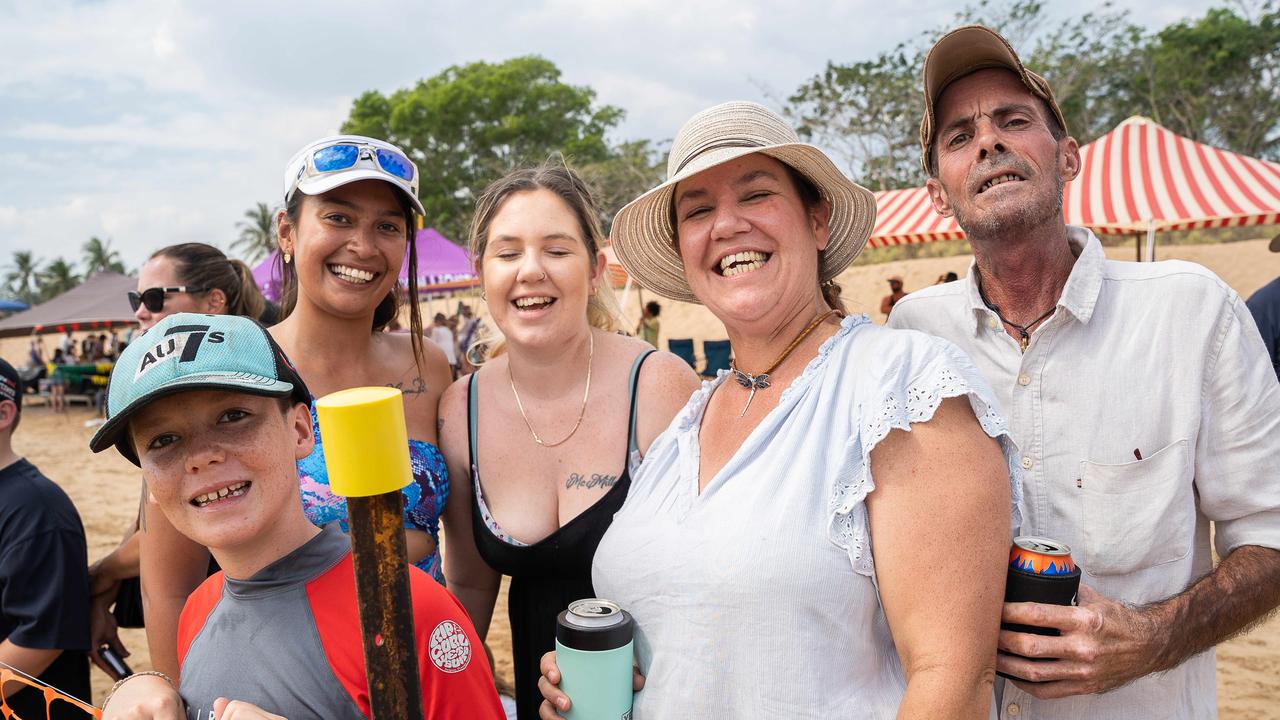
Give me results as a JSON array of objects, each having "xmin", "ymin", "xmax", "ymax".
[
  {"xmin": 730, "ymin": 309, "xmax": 837, "ymax": 418},
  {"xmin": 508, "ymin": 332, "xmax": 593, "ymax": 447}
]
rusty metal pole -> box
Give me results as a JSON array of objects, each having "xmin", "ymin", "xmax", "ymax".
[{"xmin": 315, "ymin": 387, "xmax": 425, "ymax": 720}]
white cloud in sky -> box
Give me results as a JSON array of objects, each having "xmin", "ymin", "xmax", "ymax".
[{"xmin": 0, "ymin": 0, "xmax": 1224, "ymax": 269}]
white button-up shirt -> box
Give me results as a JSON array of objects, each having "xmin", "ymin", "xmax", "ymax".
[{"xmin": 889, "ymin": 227, "xmax": 1280, "ymax": 720}]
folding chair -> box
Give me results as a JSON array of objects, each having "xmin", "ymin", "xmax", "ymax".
[
  {"xmin": 701, "ymin": 339, "xmax": 733, "ymax": 378},
  {"xmin": 668, "ymin": 338, "xmax": 696, "ymax": 368}
]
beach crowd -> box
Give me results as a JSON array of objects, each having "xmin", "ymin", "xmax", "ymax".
[{"xmin": 1, "ymin": 24, "xmax": 1279, "ymax": 720}]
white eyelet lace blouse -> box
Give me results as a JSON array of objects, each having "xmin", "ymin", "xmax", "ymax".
[{"xmin": 592, "ymin": 315, "xmax": 1021, "ymax": 719}]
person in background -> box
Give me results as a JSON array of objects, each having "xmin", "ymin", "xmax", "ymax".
[
  {"xmin": 936, "ymin": 271, "xmax": 959, "ymax": 284},
  {"xmin": 1245, "ymin": 234, "xmax": 1280, "ymax": 382},
  {"xmin": 86, "ymin": 242, "xmax": 268, "ymax": 682},
  {"xmin": 0, "ymin": 358, "xmax": 91, "ymax": 720},
  {"xmin": 456, "ymin": 304, "xmax": 483, "ymax": 373},
  {"xmin": 879, "ymin": 275, "xmax": 906, "ymax": 317},
  {"xmin": 95, "ymin": 334, "xmax": 112, "ymax": 361},
  {"xmin": 49, "ymin": 347, "xmax": 68, "ymax": 413},
  {"xmin": 438, "ymin": 163, "xmax": 699, "ymax": 719},
  {"xmin": 27, "ymin": 338, "xmax": 44, "ymax": 369},
  {"xmin": 635, "ymin": 301, "xmax": 661, "ymax": 347},
  {"xmin": 890, "ymin": 24, "xmax": 1280, "ymax": 719},
  {"xmin": 431, "ymin": 312, "xmax": 459, "ymax": 377}
]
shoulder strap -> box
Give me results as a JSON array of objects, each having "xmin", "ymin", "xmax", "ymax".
[
  {"xmin": 467, "ymin": 373, "xmax": 480, "ymax": 472},
  {"xmin": 626, "ymin": 349, "xmax": 657, "ymax": 459}
]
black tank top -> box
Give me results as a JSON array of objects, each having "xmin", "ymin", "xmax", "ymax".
[{"xmin": 467, "ymin": 349, "xmax": 653, "ymax": 720}]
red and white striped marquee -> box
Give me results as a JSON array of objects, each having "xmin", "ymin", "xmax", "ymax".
[{"xmin": 867, "ymin": 116, "xmax": 1280, "ymax": 248}]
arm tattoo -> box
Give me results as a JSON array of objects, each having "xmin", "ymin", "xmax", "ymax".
[
  {"xmin": 386, "ymin": 376, "xmax": 428, "ymax": 396},
  {"xmin": 566, "ymin": 473, "xmax": 619, "ymax": 490}
]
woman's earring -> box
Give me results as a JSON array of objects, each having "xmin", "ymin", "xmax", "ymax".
[{"xmin": 283, "ymin": 252, "xmax": 292, "ymax": 264}]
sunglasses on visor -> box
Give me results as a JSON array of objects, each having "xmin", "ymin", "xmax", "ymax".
[
  {"xmin": 308, "ymin": 143, "xmax": 415, "ymax": 183},
  {"xmin": 128, "ymin": 286, "xmax": 208, "ymax": 313}
]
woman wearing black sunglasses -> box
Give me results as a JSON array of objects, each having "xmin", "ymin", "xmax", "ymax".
[
  {"xmin": 87, "ymin": 242, "xmax": 269, "ymax": 681},
  {"xmin": 128, "ymin": 244, "xmax": 268, "ymax": 326}
]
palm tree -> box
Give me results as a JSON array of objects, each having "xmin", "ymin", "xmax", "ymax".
[
  {"xmin": 4, "ymin": 251, "xmax": 42, "ymax": 305},
  {"xmin": 82, "ymin": 236, "xmax": 126, "ymax": 276},
  {"xmin": 234, "ymin": 202, "xmax": 279, "ymax": 263},
  {"xmin": 38, "ymin": 258, "xmax": 81, "ymax": 301}
]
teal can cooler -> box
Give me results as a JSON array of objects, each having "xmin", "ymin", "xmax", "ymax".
[{"xmin": 555, "ymin": 598, "xmax": 634, "ymax": 720}]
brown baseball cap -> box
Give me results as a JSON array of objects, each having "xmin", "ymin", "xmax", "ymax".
[{"xmin": 919, "ymin": 25, "xmax": 1068, "ymax": 175}]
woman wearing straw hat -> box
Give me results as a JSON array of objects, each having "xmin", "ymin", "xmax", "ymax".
[
  {"xmin": 135, "ymin": 136, "xmax": 455, "ymax": 680},
  {"xmin": 537, "ymin": 102, "xmax": 1019, "ymax": 718},
  {"xmin": 436, "ymin": 163, "xmax": 700, "ymax": 720}
]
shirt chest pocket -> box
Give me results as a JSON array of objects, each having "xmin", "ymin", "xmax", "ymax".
[{"xmin": 1077, "ymin": 439, "xmax": 1194, "ymax": 576}]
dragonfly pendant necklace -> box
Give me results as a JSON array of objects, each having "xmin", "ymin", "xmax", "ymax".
[{"xmin": 730, "ymin": 310, "xmax": 837, "ymax": 418}]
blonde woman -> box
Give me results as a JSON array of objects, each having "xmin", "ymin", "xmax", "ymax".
[{"xmin": 438, "ymin": 165, "xmax": 699, "ymax": 719}]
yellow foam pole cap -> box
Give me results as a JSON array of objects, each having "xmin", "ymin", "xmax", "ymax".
[{"xmin": 315, "ymin": 387, "xmax": 413, "ymax": 497}]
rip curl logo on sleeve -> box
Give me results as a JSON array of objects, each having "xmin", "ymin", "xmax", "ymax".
[
  {"xmin": 428, "ymin": 620, "xmax": 472, "ymax": 673},
  {"xmin": 133, "ymin": 325, "xmax": 226, "ymax": 380}
]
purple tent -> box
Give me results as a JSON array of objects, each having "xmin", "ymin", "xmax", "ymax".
[{"xmin": 251, "ymin": 228, "xmax": 475, "ymax": 302}]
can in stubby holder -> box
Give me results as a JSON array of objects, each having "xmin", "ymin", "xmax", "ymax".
[
  {"xmin": 555, "ymin": 598, "xmax": 635, "ymax": 720},
  {"xmin": 999, "ymin": 536, "xmax": 1082, "ymax": 681}
]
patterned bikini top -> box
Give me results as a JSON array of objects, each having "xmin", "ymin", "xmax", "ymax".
[{"xmin": 296, "ymin": 402, "xmax": 449, "ymax": 583}]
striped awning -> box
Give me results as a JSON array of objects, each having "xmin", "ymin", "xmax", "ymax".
[
  {"xmin": 867, "ymin": 116, "xmax": 1280, "ymax": 247},
  {"xmin": 602, "ymin": 244, "xmax": 630, "ymax": 288}
]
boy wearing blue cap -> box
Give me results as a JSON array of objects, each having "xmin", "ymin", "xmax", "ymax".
[{"xmin": 90, "ymin": 313, "xmax": 503, "ymax": 720}]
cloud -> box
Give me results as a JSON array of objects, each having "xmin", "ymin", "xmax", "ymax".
[{"xmin": 0, "ymin": 0, "xmax": 1225, "ymax": 266}]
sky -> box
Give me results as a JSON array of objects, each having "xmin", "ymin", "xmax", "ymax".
[{"xmin": 0, "ymin": 0, "xmax": 1225, "ymax": 270}]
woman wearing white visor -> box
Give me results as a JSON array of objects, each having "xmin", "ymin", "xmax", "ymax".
[{"xmin": 139, "ymin": 136, "xmax": 455, "ymax": 679}]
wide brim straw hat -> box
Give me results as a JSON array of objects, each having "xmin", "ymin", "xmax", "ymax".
[{"xmin": 610, "ymin": 101, "xmax": 877, "ymax": 304}]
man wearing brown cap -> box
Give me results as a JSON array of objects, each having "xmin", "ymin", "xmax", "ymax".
[{"xmin": 889, "ymin": 24, "xmax": 1280, "ymax": 719}]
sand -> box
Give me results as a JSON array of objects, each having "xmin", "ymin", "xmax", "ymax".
[{"xmin": 2, "ymin": 237, "xmax": 1277, "ymax": 717}]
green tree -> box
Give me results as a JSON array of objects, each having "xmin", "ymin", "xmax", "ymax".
[
  {"xmin": 4, "ymin": 251, "xmax": 42, "ymax": 305},
  {"xmin": 1117, "ymin": 3, "xmax": 1280, "ymax": 158},
  {"xmin": 341, "ymin": 56, "xmax": 624, "ymax": 241},
  {"xmin": 234, "ymin": 202, "xmax": 279, "ymax": 262},
  {"xmin": 578, "ymin": 140, "xmax": 667, "ymax": 234},
  {"xmin": 788, "ymin": 47, "xmax": 924, "ymax": 191},
  {"xmin": 786, "ymin": 0, "xmax": 1141, "ymax": 190},
  {"xmin": 82, "ymin": 236, "xmax": 126, "ymax": 275},
  {"xmin": 38, "ymin": 258, "xmax": 80, "ymax": 301}
]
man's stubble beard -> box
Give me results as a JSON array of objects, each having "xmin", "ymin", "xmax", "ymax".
[{"xmin": 952, "ymin": 154, "xmax": 1064, "ymax": 244}]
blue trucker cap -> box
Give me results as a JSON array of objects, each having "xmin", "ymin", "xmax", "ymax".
[{"xmin": 89, "ymin": 313, "xmax": 311, "ymax": 465}]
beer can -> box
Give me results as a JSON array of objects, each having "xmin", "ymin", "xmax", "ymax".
[
  {"xmin": 999, "ymin": 536, "xmax": 1082, "ymax": 681},
  {"xmin": 555, "ymin": 598, "xmax": 634, "ymax": 720}
]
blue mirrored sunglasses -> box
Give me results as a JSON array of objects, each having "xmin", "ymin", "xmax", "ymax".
[{"xmin": 311, "ymin": 143, "xmax": 415, "ymax": 182}]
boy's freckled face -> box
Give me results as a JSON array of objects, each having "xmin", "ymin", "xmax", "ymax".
[{"xmin": 130, "ymin": 390, "xmax": 313, "ymax": 552}]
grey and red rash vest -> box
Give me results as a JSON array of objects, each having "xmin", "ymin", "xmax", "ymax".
[{"xmin": 176, "ymin": 523, "xmax": 504, "ymax": 720}]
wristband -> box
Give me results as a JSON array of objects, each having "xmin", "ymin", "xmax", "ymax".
[{"xmin": 101, "ymin": 670, "xmax": 176, "ymax": 712}]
